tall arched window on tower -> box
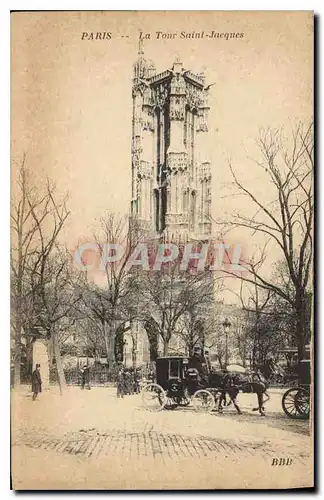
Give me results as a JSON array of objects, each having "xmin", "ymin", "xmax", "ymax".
[
  {"xmin": 190, "ymin": 190, "xmax": 196, "ymax": 232},
  {"xmin": 167, "ymin": 186, "xmax": 171, "ymax": 213},
  {"xmin": 201, "ymin": 181, "xmax": 205, "ymax": 220},
  {"xmin": 156, "ymin": 108, "xmax": 161, "ymax": 182},
  {"xmin": 138, "ymin": 181, "xmax": 142, "ymax": 218},
  {"xmin": 153, "ymin": 188, "xmax": 159, "ymax": 232},
  {"xmin": 184, "ymin": 106, "xmax": 188, "ymax": 149},
  {"xmin": 183, "ymin": 188, "xmax": 188, "ymax": 213},
  {"xmin": 190, "ymin": 111, "xmax": 195, "ymax": 180}
]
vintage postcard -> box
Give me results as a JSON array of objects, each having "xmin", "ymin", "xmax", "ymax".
[{"xmin": 11, "ymin": 11, "xmax": 314, "ymax": 490}]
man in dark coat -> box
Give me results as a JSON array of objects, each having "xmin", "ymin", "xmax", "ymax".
[
  {"xmin": 80, "ymin": 364, "xmax": 91, "ymax": 390},
  {"xmin": 116, "ymin": 365, "xmax": 125, "ymax": 398},
  {"xmin": 134, "ymin": 368, "xmax": 141, "ymax": 394},
  {"xmin": 188, "ymin": 347, "xmax": 209, "ymax": 387},
  {"xmin": 124, "ymin": 369, "xmax": 133, "ymax": 395},
  {"xmin": 31, "ymin": 363, "xmax": 42, "ymax": 401},
  {"xmin": 203, "ymin": 349, "xmax": 212, "ymax": 374}
]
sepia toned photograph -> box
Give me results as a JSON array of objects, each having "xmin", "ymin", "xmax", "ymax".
[{"xmin": 10, "ymin": 10, "xmax": 314, "ymax": 490}]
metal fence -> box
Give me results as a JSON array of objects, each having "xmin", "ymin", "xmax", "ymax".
[
  {"xmin": 49, "ymin": 364, "xmax": 154, "ymax": 387},
  {"xmin": 49, "ymin": 366, "xmax": 116, "ymax": 386}
]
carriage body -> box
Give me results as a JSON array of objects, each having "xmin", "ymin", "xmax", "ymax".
[
  {"xmin": 281, "ymin": 346, "xmax": 311, "ymax": 420},
  {"xmin": 298, "ymin": 356, "xmax": 311, "ymax": 387},
  {"xmin": 141, "ymin": 356, "xmax": 214, "ymax": 412},
  {"xmin": 155, "ymin": 356, "xmax": 199, "ymax": 400},
  {"xmin": 155, "ymin": 357, "xmax": 187, "ymax": 393}
]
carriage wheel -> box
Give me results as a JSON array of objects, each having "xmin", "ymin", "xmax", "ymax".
[
  {"xmin": 295, "ymin": 388, "xmax": 310, "ymax": 419},
  {"xmin": 141, "ymin": 383, "xmax": 166, "ymax": 411},
  {"xmin": 282, "ymin": 388, "xmax": 310, "ymax": 419},
  {"xmin": 192, "ymin": 389, "xmax": 215, "ymax": 413}
]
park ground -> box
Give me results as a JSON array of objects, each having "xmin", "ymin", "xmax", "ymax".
[{"xmin": 11, "ymin": 385, "xmax": 313, "ymax": 490}]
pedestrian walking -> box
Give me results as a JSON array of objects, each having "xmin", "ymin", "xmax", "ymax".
[
  {"xmin": 124, "ymin": 369, "xmax": 133, "ymax": 395},
  {"xmin": 116, "ymin": 366, "xmax": 125, "ymax": 398},
  {"xmin": 129, "ymin": 368, "xmax": 136, "ymax": 395},
  {"xmin": 80, "ymin": 364, "xmax": 91, "ymax": 390},
  {"xmin": 134, "ymin": 368, "xmax": 141, "ymax": 394},
  {"xmin": 31, "ymin": 363, "xmax": 42, "ymax": 401}
]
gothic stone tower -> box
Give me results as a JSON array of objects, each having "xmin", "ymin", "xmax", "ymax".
[
  {"xmin": 126, "ymin": 44, "xmax": 213, "ymax": 366},
  {"xmin": 131, "ymin": 43, "xmax": 212, "ymax": 242}
]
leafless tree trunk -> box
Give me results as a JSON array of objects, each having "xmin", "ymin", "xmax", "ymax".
[{"xmin": 53, "ymin": 330, "xmax": 66, "ymax": 394}]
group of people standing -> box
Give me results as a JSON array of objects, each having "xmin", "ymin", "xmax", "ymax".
[
  {"xmin": 30, "ymin": 349, "xmax": 212, "ymax": 401},
  {"xmin": 116, "ymin": 365, "xmax": 141, "ymax": 398}
]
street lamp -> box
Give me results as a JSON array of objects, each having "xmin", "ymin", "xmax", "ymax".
[
  {"xmin": 123, "ymin": 339, "xmax": 128, "ymax": 366},
  {"xmin": 222, "ymin": 318, "xmax": 231, "ymax": 366}
]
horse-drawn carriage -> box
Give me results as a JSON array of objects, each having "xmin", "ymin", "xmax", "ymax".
[
  {"xmin": 141, "ymin": 356, "xmax": 218, "ymax": 413},
  {"xmin": 281, "ymin": 350, "xmax": 311, "ymax": 420},
  {"xmin": 141, "ymin": 355, "xmax": 270, "ymax": 415}
]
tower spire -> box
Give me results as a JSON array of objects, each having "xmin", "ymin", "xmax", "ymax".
[
  {"xmin": 133, "ymin": 38, "xmax": 148, "ymax": 79},
  {"xmin": 138, "ymin": 38, "xmax": 144, "ymax": 56}
]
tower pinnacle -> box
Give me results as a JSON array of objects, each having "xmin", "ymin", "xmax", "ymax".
[
  {"xmin": 172, "ymin": 53, "xmax": 183, "ymax": 74},
  {"xmin": 138, "ymin": 38, "xmax": 144, "ymax": 56}
]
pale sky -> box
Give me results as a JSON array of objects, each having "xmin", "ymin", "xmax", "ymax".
[{"xmin": 11, "ymin": 11, "xmax": 313, "ymax": 302}]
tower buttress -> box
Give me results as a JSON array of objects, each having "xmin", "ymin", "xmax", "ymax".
[{"xmin": 131, "ymin": 42, "xmax": 156, "ymax": 228}]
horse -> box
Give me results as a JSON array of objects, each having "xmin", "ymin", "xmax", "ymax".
[{"xmin": 209, "ymin": 361, "xmax": 282, "ymax": 416}]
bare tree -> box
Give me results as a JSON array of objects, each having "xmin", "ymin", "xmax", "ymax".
[
  {"xmin": 77, "ymin": 214, "xmax": 145, "ymax": 363},
  {"xmin": 77, "ymin": 279, "xmax": 113, "ymax": 363},
  {"xmin": 176, "ymin": 283, "xmax": 223, "ymax": 356},
  {"xmin": 141, "ymin": 265, "xmax": 216, "ymax": 356},
  {"xmin": 219, "ymin": 122, "xmax": 313, "ymax": 361},
  {"xmin": 236, "ymin": 271, "xmax": 274, "ymax": 368},
  {"xmin": 11, "ymin": 156, "xmax": 70, "ymax": 387},
  {"xmin": 78, "ymin": 276, "xmax": 136, "ymax": 365}
]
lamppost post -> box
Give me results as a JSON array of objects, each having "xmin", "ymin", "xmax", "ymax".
[
  {"xmin": 223, "ymin": 318, "xmax": 231, "ymax": 366},
  {"xmin": 123, "ymin": 339, "xmax": 127, "ymax": 366}
]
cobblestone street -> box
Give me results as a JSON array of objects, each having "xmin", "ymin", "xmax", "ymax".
[
  {"xmin": 19, "ymin": 428, "xmax": 310, "ymax": 465},
  {"xmin": 11, "ymin": 386, "xmax": 313, "ymax": 489}
]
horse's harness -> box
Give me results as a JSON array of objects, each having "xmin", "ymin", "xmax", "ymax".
[{"xmin": 224, "ymin": 370, "xmax": 265, "ymax": 392}]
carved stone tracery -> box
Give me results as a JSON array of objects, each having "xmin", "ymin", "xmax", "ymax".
[
  {"xmin": 169, "ymin": 96, "xmax": 185, "ymax": 121},
  {"xmin": 166, "ymin": 213, "xmax": 189, "ymax": 225},
  {"xmin": 153, "ymin": 83, "xmax": 169, "ymax": 109},
  {"xmin": 186, "ymin": 85, "xmax": 203, "ymax": 111},
  {"xmin": 167, "ymin": 152, "xmax": 188, "ymax": 174},
  {"xmin": 137, "ymin": 161, "xmax": 152, "ymax": 180},
  {"xmin": 198, "ymin": 162, "xmax": 212, "ymax": 182}
]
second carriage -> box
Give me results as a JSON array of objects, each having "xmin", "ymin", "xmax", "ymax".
[
  {"xmin": 281, "ymin": 347, "xmax": 311, "ymax": 420},
  {"xmin": 141, "ymin": 356, "xmax": 220, "ymax": 413}
]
